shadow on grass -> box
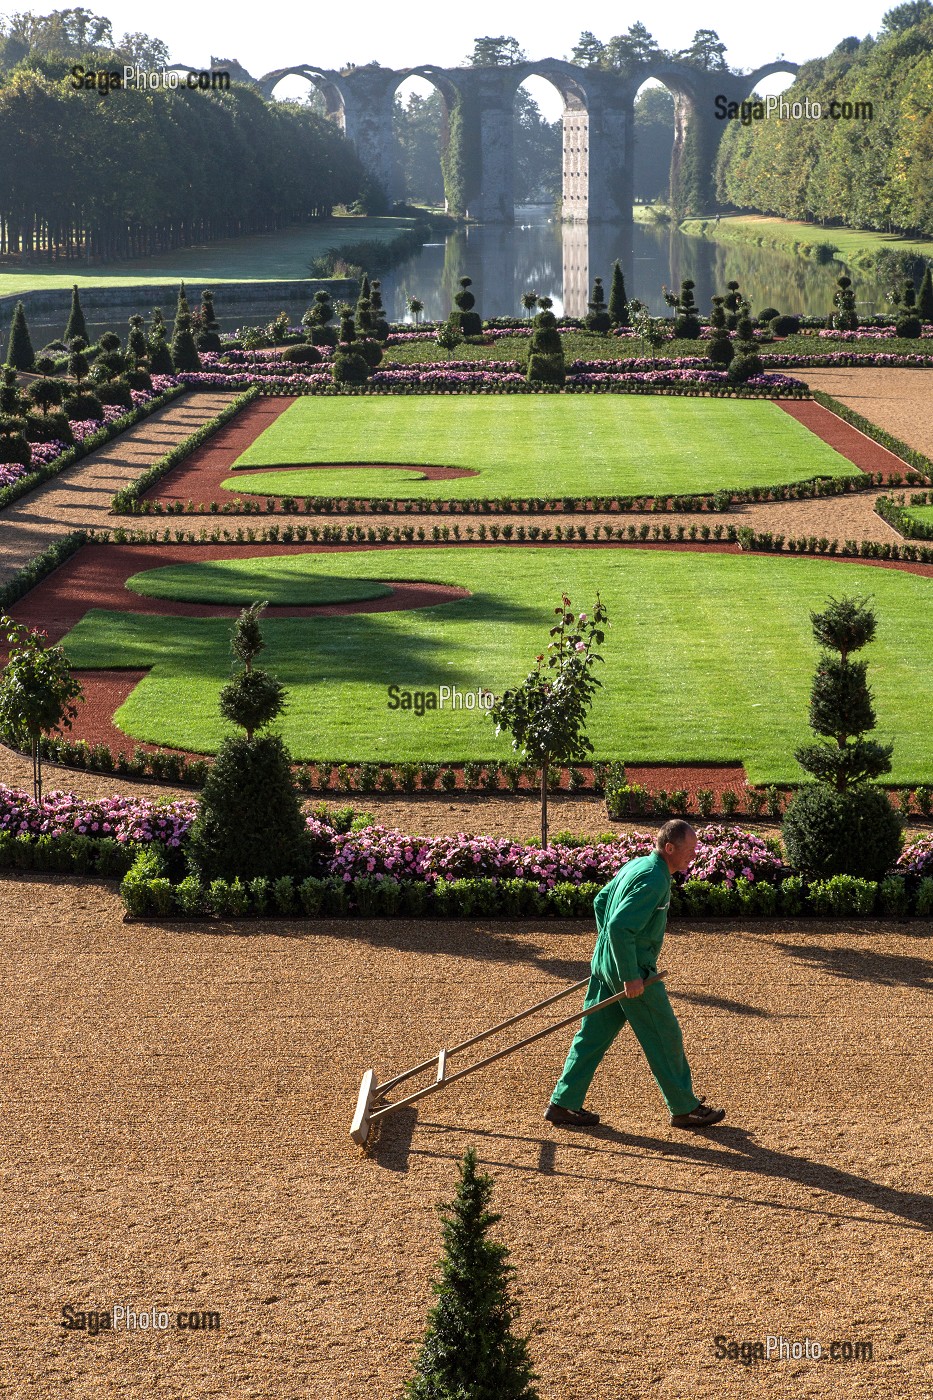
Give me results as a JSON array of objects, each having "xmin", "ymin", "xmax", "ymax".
[{"xmin": 413, "ymin": 1122, "xmax": 933, "ymax": 1231}]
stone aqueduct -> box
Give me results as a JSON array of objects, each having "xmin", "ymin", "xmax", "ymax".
[{"xmin": 249, "ymin": 57, "xmax": 799, "ymax": 222}]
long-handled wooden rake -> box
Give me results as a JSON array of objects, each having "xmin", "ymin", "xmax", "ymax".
[{"xmin": 350, "ymin": 970, "xmax": 666, "ymax": 1145}]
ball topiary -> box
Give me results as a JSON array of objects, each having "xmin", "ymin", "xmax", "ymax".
[
  {"xmin": 727, "ymin": 351, "xmax": 763, "ymax": 383},
  {"xmin": 24, "ymin": 410, "xmax": 73, "ymax": 444},
  {"xmin": 782, "ymin": 784, "xmax": 903, "ymax": 882},
  {"xmin": 527, "ymin": 353, "xmax": 565, "ymax": 386},
  {"xmin": 280, "ymin": 343, "xmax": 323, "ymax": 364},
  {"xmin": 95, "ymin": 379, "xmax": 134, "ymax": 409},
  {"xmin": 895, "ymin": 313, "xmax": 922, "ymax": 339},
  {"xmin": 63, "ymin": 390, "xmax": 104, "ymax": 421},
  {"xmin": 0, "ymin": 433, "xmax": 30, "ymax": 466},
  {"xmin": 770, "ymin": 314, "xmax": 800, "ymax": 337},
  {"xmin": 758, "ymin": 306, "xmax": 780, "ymax": 324},
  {"xmin": 355, "ymin": 337, "xmax": 384, "ymax": 369},
  {"xmin": 331, "ymin": 349, "xmax": 372, "ymax": 385}
]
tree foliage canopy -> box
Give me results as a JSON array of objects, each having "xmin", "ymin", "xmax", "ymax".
[{"xmin": 717, "ymin": 8, "xmax": 933, "ymax": 238}]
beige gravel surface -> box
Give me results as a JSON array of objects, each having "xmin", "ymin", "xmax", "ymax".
[
  {"xmin": 0, "ymin": 874, "xmax": 930, "ymax": 1398},
  {"xmin": 0, "ymin": 393, "xmax": 238, "ymax": 586},
  {"xmin": 799, "ymin": 368, "xmax": 933, "ymax": 459}
]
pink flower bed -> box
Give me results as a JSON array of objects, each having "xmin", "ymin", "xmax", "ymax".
[{"xmin": 0, "ymin": 785, "xmax": 196, "ymax": 847}]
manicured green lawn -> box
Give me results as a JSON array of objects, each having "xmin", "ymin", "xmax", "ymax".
[
  {"xmin": 903, "ymin": 504, "xmax": 933, "ymax": 526},
  {"xmin": 126, "ymin": 561, "xmax": 391, "ymax": 606},
  {"xmin": 228, "ymin": 397, "xmax": 856, "ymax": 501},
  {"xmin": 61, "ymin": 547, "xmax": 933, "ymax": 781},
  {"xmin": 679, "ymin": 213, "xmax": 933, "ymax": 267}
]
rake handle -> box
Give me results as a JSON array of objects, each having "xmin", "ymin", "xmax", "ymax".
[{"xmin": 369, "ymin": 971, "xmax": 666, "ymax": 1121}]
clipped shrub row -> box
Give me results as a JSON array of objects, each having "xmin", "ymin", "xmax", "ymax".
[
  {"xmin": 118, "ymin": 473, "xmax": 878, "ymax": 519},
  {"xmin": 0, "ymin": 828, "xmax": 141, "ymax": 877},
  {"xmin": 735, "ymin": 527, "xmax": 933, "ymax": 564},
  {"xmin": 118, "ymin": 859, "xmax": 933, "ymax": 921},
  {"xmin": 110, "ymin": 387, "xmax": 259, "ymax": 511},
  {"xmin": 0, "ymin": 384, "xmax": 186, "ymax": 512},
  {"xmin": 875, "ymin": 493, "xmax": 933, "ymax": 540}
]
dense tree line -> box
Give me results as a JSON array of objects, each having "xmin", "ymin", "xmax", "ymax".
[
  {"xmin": 716, "ymin": 2, "xmax": 933, "ymax": 238},
  {"xmin": 0, "ymin": 8, "xmax": 370, "ymax": 260}
]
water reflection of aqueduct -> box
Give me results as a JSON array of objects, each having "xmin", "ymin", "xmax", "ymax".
[{"xmin": 255, "ymin": 57, "xmax": 799, "ymax": 225}]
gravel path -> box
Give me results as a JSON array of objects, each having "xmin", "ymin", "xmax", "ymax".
[
  {"xmin": 799, "ymin": 368, "xmax": 933, "ymax": 459},
  {"xmin": 0, "ymin": 873, "xmax": 928, "ymax": 1398},
  {"xmin": 0, "ymin": 392, "xmax": 238, "ymax": 587}
]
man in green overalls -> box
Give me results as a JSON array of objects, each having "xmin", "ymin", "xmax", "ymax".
[{"xmin": 546, "ymin": 819, "xmax": 726, "ymax": 1130}]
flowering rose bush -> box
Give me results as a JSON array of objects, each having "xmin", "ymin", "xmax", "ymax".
[
  {"xmin": 688, "ymin": 825, "xmax": 785, "ymax": 886},
  {"xmin": 0, "ymin": 784, "xmax": 196, "ymax": 847},
  {"xmin": 897, "ymin": 834, "xmax": 933, "ymax": 879},
  {"xmin": 299, "ymin": 818, "xmax": 784, "ymax": 889}
]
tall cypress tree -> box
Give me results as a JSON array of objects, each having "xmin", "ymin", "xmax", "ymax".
[
  {"xmin": 64, "ymin": 285, "xmax": 88, "ymax": 344},
  {"xmin": 407, "ymin": 1149, "xmax": 539, "ymax": 1400},
  {"xmin": 5, "ymin": 302, "xmax": 35, "ymax": 370},
  {"xmin": 918, "ymin": 265, "xmax": 933, "ymax": 321},
  {"xmin": 608, "ymin": 260, "xmax": 629, "ymax": 327}
]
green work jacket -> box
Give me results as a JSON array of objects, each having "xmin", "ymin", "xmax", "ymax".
[{"xmin": 591, "ymin": 850, "xmax": 672, "ymax": 988}]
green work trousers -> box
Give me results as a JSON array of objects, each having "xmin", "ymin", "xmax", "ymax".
[{"xmin": 551, "ymin": 970, "xmax": 699, "ymax": 1117}]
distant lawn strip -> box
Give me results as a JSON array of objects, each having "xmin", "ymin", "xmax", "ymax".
[
  {"xmin": 228, "ymin": 396, "xmax": 856, "ymax": 502},
  {"xmin": 60, "ymin": 547, "xmax": 933, "ymax": 783},
  {"xmin": 126, "ymin": 559, "xmax": 391, "ymax": 606},
  {"xmin": 875, "ymin": 493, "xmax": 933, "ymax": 540}
]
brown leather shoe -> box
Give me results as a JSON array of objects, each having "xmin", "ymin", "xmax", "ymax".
[
  {"xmin": 670, "ymin": 1096, "xmax": 726, "ymax": 1129},
  {"xmin": 544, "ymin": 1102, "xmax": 600, "ymax": 1127}
]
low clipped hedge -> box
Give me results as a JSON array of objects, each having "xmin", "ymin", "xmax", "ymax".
[
  {"xmin": 117, "ymin": 851, "xmax": 933, "ymax": 921},
  {"xmin": 118, "ymin": 473, "xmax": 875, "ymax": 519},
  {"xmin": 875, "ymin": 492, "xmax": 933, "ymax": 540},
  {"xmin": 0, "ymin": 828, "xmax": 141, "ymax": 877}
]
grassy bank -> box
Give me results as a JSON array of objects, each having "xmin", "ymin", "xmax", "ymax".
[
  {"xmin": 0, "ymin": 217, "xmax": 414, "ymax": 295},
  {"xmin": 680, "ymin": 214, "xmax": 933, "ymax": 270}
]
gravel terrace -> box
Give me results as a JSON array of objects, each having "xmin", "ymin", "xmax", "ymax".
[{"xmin": 0, "ymin": 874, "xmax": 930, "ymax": 1399}]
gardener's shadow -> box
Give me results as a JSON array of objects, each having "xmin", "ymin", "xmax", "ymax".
[
  {"xmin": 774, "ymin": 941, "xmax": 933, "ymax": 989},
  {"xmin": 411, "ymin": 1120, "xmax": 930, "ymax": 1232}
]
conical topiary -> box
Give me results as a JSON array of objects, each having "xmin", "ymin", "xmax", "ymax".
[
  {"xmin": 170, "ymin": 285, "xmax": 201, "ymax": 372},
  {"xmin": 369, "ymin": 280, "xmax": 390, "ymax": 341},
  {"xmin": 5, "ymin": 302, "xmax": 35, "ymax": 371},
  {"xmin": 782, "ymin": 595, "xmax": 902, "ymax": 881},
  {"xmin": 186, "ymin": 603, "xmax": 313, "ymax": 882},
  {"xmin": 197, "ymin": 290, "xmax": 222, "ymax": 352},
  {"xmin": 406, "ymin": 1148, "xmax": 539, "ymax": 1400},
  {"xmin": 64, "ymin": 285, "xmax": 88, "ymax": 344},
  {"xmin": 584, "ymin": 276, "xmax": 611, "ymax": 332},
  {"xmin": 608, "ymin": 260, "xmax": 629, "ymax": 327},
  {"xmin": 526, "ymin": 297, "xmax": 565, "ymax": 386}
]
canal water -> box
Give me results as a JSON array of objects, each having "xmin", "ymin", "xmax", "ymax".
[{"xmin": 16, "ymin": 207, "xmax": 896, "ymax": 344}]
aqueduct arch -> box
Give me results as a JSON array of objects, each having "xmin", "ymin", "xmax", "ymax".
[{"xmin": 255, "ymin": 55, "xmax": 798, "ymax": 224}]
